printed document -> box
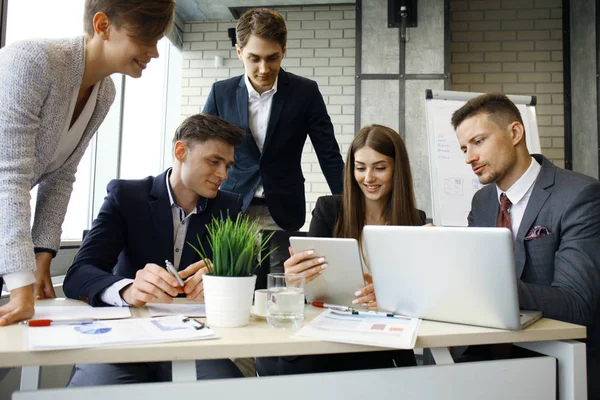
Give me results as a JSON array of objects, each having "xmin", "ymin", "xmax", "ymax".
[
  {"xmin": 33, "ymin": 305, "xmax": 131, "ymax": 321},
  {"xmin": 295, "ymin": 309, "xmax": 421, "ymax": 349},
  {"xmin": 28, "ymin": 315, "xmax": 216, "ymax": 350}
]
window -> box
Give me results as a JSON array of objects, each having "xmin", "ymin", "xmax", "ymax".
[{"xmin": 120, "ymin": 38, "xmax": 182, "ymax": 179}]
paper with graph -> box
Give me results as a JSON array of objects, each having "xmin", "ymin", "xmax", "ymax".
[
  {"xmin": 295, "ymin": 309, "xmax": 421, "ymax": 349},
  {"xmin": 27, "ymin": 315, "xmax": 216, "ymax": 350}
]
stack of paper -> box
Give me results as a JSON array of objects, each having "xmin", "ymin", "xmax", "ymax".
[
  {"xmin": 27, "ymin": 315, "xmax": 217, "ymax": 350},
  {"xmin": 147, "ymin": 303, "xmax": 206, "ymax": 317},
  {"xmin": 33, "ymin": 305, "xmax": 131, "ymax": 321},
  {"xmin": 295, "ymin": 309, "xmax": 421, "ymax": 349}
]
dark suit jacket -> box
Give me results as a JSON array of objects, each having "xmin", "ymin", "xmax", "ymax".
[
  {"xmin": 202, "ymin": 69, "xmax": 344, "ymax": 231},
  {"xmin": 468, "ymin": 154, "xmax": 600, "ymax": 350},
  {"xmin": 63, "ymin": 170, "xmax": 243, "ymax": 307},
  {"xmin": 308, "ymin": 195, "xmax": 427, "ymax": 237}
]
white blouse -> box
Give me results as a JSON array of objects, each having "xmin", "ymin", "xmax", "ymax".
[{"xmin": 45, "ymin": 82, "xmax": 100, "ymax": 173}]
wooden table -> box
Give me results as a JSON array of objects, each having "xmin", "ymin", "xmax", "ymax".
[{"xmin": 0, "ymin": 299, "xmax": 587, "ymax": 399}]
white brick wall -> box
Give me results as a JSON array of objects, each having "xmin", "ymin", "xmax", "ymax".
[
  {"xmin": 182, "ymin": 5, "xmax": 356, "ymax": 230},
  {"xmin": 450, "ymin": 0, "xmax": 565, "ymax": 167}
]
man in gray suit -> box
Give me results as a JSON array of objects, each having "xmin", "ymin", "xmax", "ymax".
[{"xmin": 452, "ymin": 92, "xmax": 600, "ymax": 398}]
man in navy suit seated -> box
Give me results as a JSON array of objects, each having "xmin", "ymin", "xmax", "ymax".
[
  {"xmin": 63, "ymin": 113, "xmax": 246, "ymax": 386},
  {"xmin": 203, "ymin": 8, "xmax": 344, "ymax": 284}
]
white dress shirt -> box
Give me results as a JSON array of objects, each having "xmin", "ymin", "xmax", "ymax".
[
  {"xmin": 244, "ymin": 74, "xmax": 278, "ymax": 198},
  {"xmin": 100, "ymin": 169, "xmax": 207, "ymax": 306},
  {"xmin": 3, "ymin": 78, "xmax": 99, "ymax": 292},
  {"xmin": 495, "ymin": 157, "xmax": 541, "ymax": 241}
]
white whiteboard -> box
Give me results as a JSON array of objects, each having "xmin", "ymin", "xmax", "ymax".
[{"xmin": 425, "ymin": 90, "xmax": 541, "ymax": 227}]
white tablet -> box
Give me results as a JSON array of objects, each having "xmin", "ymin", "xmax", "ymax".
[{"xmin": 289, "ymin": 237, "xmax": 366, "ymax": 307}]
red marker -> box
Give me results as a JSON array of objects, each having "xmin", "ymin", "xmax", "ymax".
[
  {"xmin": 24, "ymin": 319, "xmax": 95, "ymax": 327},
  {"xmin": 311, "ymin": 302, "xmax": 352, "ymax": 311}
]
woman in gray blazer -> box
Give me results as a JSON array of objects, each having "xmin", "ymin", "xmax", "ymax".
[{"xmin": 0, "ymin": 0, "xmax": 175, "ymax": 326}]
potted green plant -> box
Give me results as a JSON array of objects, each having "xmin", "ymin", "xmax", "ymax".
[{"xmin": 189, "ymin": 214, "xmax": 274, "ymax": 327}]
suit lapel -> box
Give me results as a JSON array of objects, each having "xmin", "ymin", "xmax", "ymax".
[
  {"xmin": 236, "ymin": 78, "xmax": 250, "ymax": 133},
  {"xmin": 262, "ymin": 70, "xmax": 290, "ymax": 155},
  {"xmin": 237, "ymin": 77, "xmax": 263, "ymax": 157},
  {"xmin": 149, "ymin": 172, "xmax": 175, "ymax": 265},
  {"xmin": 180, "ymin": 202, "xmax": 213, "ymax": 269},
  {"xmin": 513, "ymin": 156, "xmax": 554, "ymax": 277},
  {"xmin": 483, "ymin": 188, "xmax": 500, "ymax": 227}
]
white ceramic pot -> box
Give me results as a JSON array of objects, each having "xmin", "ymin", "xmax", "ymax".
[{"xmin": 203, "ymin": 274, "xmax": 257, "ymax": 328}]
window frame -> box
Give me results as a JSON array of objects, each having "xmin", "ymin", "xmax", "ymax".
[{"xmin": 0, "ymin": 0, "xmax": 6, "ymax": 48}]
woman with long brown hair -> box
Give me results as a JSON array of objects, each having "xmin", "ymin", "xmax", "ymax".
[
  {"xmin": 289, "ymin": 124, "xmax": 424, "ymax": 306},
  {"xmin": 257, "ymin": 124, "xmax": 426, "ymax": 376}
]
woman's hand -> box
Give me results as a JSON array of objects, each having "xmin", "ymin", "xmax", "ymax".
[
  {"xmin": 283, "ymin": 248, "xmax": 327, "ymax": 284},
  {"xmin": 0, "ymin": 284, "xmax": 35, "ymax": 326},
  {"xmin": 34, "ymin": 253, "xmax": 56, "ymax": 300},
  {"xmin": 352, "ymin": 273, "xmax": 378, "ymax": 309}
]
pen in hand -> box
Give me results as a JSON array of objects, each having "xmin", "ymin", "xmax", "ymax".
[{"xmin": 165, "ymin": 259, "xmax": 185, "ymax": 287}]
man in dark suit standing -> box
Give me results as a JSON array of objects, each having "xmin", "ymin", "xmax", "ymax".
[
  {"xmin": 203, "ymin": 8, "xmax": 344, "ymax": 279},
  {"xmin": 452, "ymin": 93, "xmax": 600, "ymax": 398},
  {"xmin": 63, "ymin": 114, "xmax": 246, "ymax": 386}
]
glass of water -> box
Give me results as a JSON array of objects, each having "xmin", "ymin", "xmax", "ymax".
[{"xmin": 267, "ymin": 273, "xmax": 305, "ymax": 328}]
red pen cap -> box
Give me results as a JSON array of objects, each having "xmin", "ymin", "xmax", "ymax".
[
  {"xmin": 311, "ymin": 302, "xmax": 325, "ymax": 308},
  {"xmin": 27, "ymin": 319, "xmax": 52, "ymax": 327}
]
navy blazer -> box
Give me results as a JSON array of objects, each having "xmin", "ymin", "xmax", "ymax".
[
  {"xmin": 63, "ymin": 170, "xmax": 243, "ymax": 307},
  {"xmin": 203, "ymin": 69, "xmax": 344, "ymax": 231},
  {"xmin": 468, "ymin": 154, "xmax": 600, "ymax": 350}
]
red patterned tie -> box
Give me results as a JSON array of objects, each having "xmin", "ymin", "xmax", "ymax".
[{"xmin": 497, "ymin": 193, "xmax": 512, "ymax": 231}]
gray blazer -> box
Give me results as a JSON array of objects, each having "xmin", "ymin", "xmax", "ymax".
[
  {"xmin": 468, "ymin": 154, "xmax": 600, "ymax": 350},
  {"xmin": 0, "ymin": 36, "xmax": 116, "ymax": 277}
]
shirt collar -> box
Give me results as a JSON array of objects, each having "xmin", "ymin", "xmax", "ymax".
[
  {"xmin": 496, "ymin": 156, "xmax": 541, "ymax": 205},
  {"xmin": 165, "ymin": 168, "xmax": 208, "ymax": 213},
  {"xmin": 244, "ymin": 74, "xmax": 278, "ymax": 99}
]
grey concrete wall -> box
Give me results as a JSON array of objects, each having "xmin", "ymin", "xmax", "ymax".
[
  {"xmin": 361, "ymin": 1, "xmax": 400, "ymax": 74},
  {"xmin": 570, "ymin": 1, "xmax": 598, "ymax": 178},
  {"xmin": 405, "ymin": 79, "xmax": 445, "ymax": 217},
  {"xmin": 405, "ymin": 0, "xmax": 445, "ymax": 74},
  {"xmin": 360, "ymin": 80, "xmax": 400, "ymax": 133},
  {"xmin": 405, "ymin": 0, "xmax": 445, "ymax": 217},
  {"xmin": 359, "ymin": 0, "xmax": 445, "ymax": 217}
]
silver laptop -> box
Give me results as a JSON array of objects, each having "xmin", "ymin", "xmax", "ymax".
[{"xmin": 362, "ymin": 226, "xmax": 542, "ymax": 330}]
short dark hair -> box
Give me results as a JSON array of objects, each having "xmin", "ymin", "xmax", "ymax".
[
  {"xmin": 236, "ymin": 8, "xmax": 287, "ymax": 50},
  {"xmin": 84, "ymin": 0, "xmax": 175, "ymax": 42},
  {"xmin": 172, "ymin": 114, "xmax": 245, "ymax": 148},
  {"xmin": 451, "ymin": 93, "xmax": 525, "ymax": 131}
]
